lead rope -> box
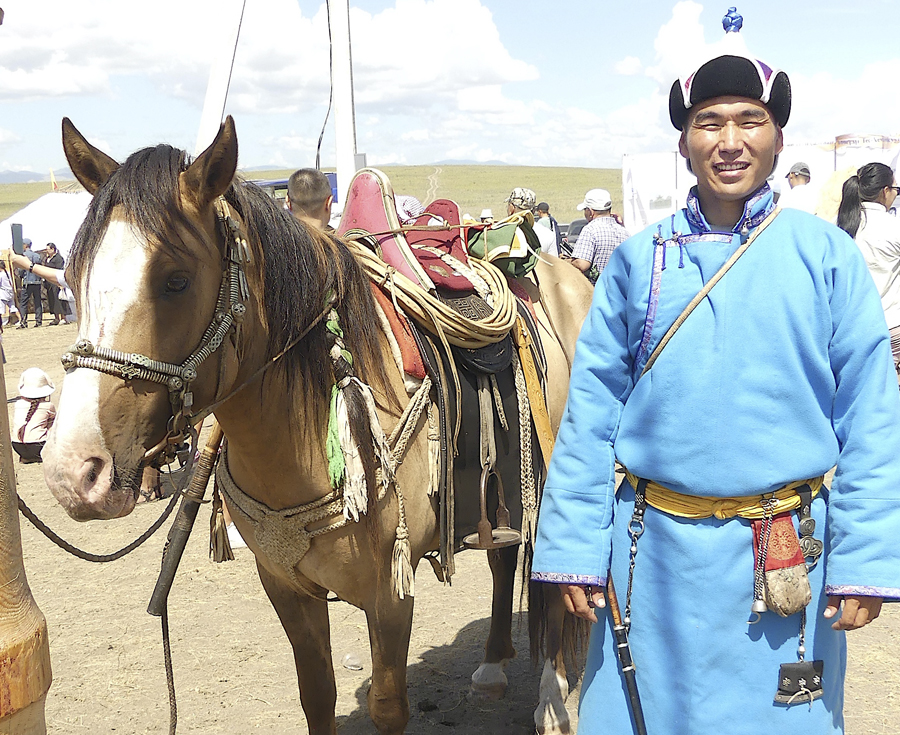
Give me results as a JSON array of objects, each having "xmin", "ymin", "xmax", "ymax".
[{"xmin": 17, "ymin": 490, "xmax": 179, "ymax": 561}]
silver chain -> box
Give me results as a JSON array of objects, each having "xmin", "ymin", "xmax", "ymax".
[{"xmin": 624, "ymin": 480, "xmax": 647, "ymax": 632}]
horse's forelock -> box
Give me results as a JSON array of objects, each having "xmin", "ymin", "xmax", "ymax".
[{"xmin": 70, "ymin": 145, "xmax": 205, "ymax": 290}]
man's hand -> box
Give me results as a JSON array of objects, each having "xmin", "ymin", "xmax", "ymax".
[
  {"xmin": 560, "ymin": 584, "xmax": 606, "ymax": 623},
  {"xmin": 823, "ymin": 595, "xmax": 883, "ymax": 631}
]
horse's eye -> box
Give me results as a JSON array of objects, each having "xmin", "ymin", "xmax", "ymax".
[{"xmin": 165, "ymin": 275, "xmax": 190, "ymax": 293}]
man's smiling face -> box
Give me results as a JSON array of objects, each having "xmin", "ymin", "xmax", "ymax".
[{"xmin": 679, "ymin": 96, "xmax": 783, "ymax": 208}]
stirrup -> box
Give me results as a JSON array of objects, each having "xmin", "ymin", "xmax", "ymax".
[{"xmin": 462, "ymin": 466, "xmax": 522, "ymax": 550}]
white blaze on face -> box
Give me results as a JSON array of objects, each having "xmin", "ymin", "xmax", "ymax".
[{"xmin": 49, "ymin": 220, "xmax": 151, "ymax": 466}]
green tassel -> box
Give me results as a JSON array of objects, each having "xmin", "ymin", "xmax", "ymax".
[{"xmin": 326, "ymin": 383, "xmax": 345, "ymax": 489}]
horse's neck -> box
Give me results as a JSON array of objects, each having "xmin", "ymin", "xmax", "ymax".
[
  {"xmin": 212, "ymin": 313, "xmax": 406, "ymax": 511},
  {"xmin": 214, "ymin": 388, "xmax": 333, "ymax": 511}
]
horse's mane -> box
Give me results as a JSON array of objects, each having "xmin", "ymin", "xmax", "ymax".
[{"xmin": 69, "ymin": 144, "xmax": 397, "ymax": 449}]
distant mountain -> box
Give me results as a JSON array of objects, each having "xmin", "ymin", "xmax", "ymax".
[
  {"xmin": 0, "ymin": 168, "xmax": 73, "ymax": 184},
  {"xmin": 432, "ymin": 159, "xmax": 509, "ymax": 166}
]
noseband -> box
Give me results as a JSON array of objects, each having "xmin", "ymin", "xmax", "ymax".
[{"xmin": 61, "ymin": 198, "xmax": 251, "ymax": 467}]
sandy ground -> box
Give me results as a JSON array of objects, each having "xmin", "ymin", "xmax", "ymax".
[{"xmin": 3, "ymin": 321, "xmax": 900, "ymax": 734}]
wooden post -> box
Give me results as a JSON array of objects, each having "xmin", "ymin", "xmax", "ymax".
[{"xmin": 0, "ymin": 356, "xmax": 51, "ymax": 733}]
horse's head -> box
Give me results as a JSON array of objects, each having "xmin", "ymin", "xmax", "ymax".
[{"xmin": 43, "ymin": 117, "xmax": 242, "ymax": 520}]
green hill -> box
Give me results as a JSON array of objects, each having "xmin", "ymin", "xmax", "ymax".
[{"xmin": 0, "ymin": 165, "xmax": 624, "ymax": 225}]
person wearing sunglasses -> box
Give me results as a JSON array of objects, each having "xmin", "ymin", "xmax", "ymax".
[{"xmin": 837, "ymin": 162, "xmax": 900, "ymax": 369}]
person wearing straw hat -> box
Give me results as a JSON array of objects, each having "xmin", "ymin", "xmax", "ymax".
[
  {"xmin": 531, "ymin": 7, "xmax": 900, "ymax": 734},
  {"xmin": 11, "ymin": 367, "xmax": 56, "ymax": 463}
]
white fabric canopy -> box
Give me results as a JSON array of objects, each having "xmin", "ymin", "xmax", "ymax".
[{"xmin": 0, "ymin": 191, "xmax": 92, "ymax": 259}]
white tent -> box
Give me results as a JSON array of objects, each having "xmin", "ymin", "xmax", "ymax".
[{"xmin": 0, "ymin": 191, "xmax": 92, "ymax": 259}]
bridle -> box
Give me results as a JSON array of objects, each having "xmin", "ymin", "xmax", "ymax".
[{"xmin": 61, "ymin": 198, "xmax": 251, "ymax": 468}]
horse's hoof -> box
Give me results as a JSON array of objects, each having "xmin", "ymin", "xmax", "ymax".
[
  {"xmin": 535, "ymin": 707, "xmax": 571, "ymax": 735},
  {"xmin": 468, "ymin": 662, "xmax": 508, "ymax": 701}
]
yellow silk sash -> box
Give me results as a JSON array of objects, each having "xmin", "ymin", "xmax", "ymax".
[{"xmin": 624, "ymin": 471, "xmax": 823, "ymax": 520}]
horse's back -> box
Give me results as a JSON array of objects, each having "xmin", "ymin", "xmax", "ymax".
[{"xmin": 514, "ymin": 256, "xmax": 593, "ymax": 427}]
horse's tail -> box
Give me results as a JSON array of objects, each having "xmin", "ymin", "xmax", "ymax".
[{"xmin": 525, "ymin": 547, "xmax": 589, "ymax": 671}]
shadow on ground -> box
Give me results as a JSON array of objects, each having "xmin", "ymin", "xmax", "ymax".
[{"xmin": 336, "ymin": 615, "xmax": 582, "ymax": 734}]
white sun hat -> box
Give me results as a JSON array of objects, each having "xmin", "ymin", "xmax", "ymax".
[{"xmin": 18, "ymin": 367, "xmax": 56, "ymax": 399}]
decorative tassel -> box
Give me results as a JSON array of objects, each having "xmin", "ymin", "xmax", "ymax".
[
  {"xmin": 348, "ymin": 375, "xmax": 394, "ymax": 493},
  {"xmin": 336, "ymin": 382, "xmax": 368, "ymax": 522},
  {"xmin": 209, "ymin": 481, "xmax": 234, "ymax": 563},
  {"xmin": 427, "ymin": 402, "xmax": 440, "ymax": 497},
  {"xmin": 392, "ymin": 485, "xmax": 415, "ymax": 599}
]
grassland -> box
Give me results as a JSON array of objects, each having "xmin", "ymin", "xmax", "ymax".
[
  {"xmin": 0, "ymin": 165, "xmax": 624, "ymax": 225},
  {"xmin": 0, "ymin": 181, "xmax": 70, "ymax": 221}
]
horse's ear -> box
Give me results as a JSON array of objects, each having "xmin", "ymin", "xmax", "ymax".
[
  {"xmin": 181, "ymin": 116, "xmax": 238, "ymax": 210},
  {"xmin": 62, "ymin": 117, "xmax": 119, "ymax": 195}
]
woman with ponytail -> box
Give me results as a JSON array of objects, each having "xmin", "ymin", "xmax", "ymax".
[
  {"xmin": 837, "ymin": 162, "xmax": 900, "ymax": 368},
  {"xmin": 11, "ymin": 367, "xmax": 56, "ymax": 463}
]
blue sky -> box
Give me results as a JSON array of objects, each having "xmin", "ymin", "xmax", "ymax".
[{"xmin": 0, "ymin": 0, "xmax": 898, "ymax": 175}]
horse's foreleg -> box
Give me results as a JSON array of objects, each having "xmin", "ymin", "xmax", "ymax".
[
  {"xmin": 470, "ymin": 545, "xmax": 518, "ymax": 700},
  {"xmin": 364, "ymin": 585, "xmax": 414, "ymax": 735},
  {"xmin": 256, "ymin": 562, "xmax": 337, "ymax": 735},
  {"xmin": 534, "ymin": 586, "xmax": 571, "ymax": 735}
]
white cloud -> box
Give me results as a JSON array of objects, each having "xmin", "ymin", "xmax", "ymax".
[
  {"xmin": 788, "ymin": 62, "xmax": 900, "ymax": 143},
  {"xmin": 0, "ymin": 0, "xmax": 897, "ymax": 173},
  {"xmin": 644, "ymin": 1, "xmax": 708, "ymax": 87},
  {"xmin": 615, "ymin": 56, "xmax": 643, "ymax": 76},
  {"xmin": 0, "ymin": 0, "xmax": 535, "ymax": 113},
  {"xmin": 0, "ymin": 128, "xmax": 20, "ymax": 145}
]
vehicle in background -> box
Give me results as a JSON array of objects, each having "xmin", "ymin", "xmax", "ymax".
[{"xmin": 560, "ymin": 218, "xmax": 587, "ymax": 257}]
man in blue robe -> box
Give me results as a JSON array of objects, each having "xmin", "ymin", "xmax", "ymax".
[{"xmin": 531, "ymin": 14, "xmax": 900, "ymax": 735}]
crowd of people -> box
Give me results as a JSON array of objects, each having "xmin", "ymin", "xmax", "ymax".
[{"xmin": 3, "ymin": 239, "xmax": 73, "ymax": 328}]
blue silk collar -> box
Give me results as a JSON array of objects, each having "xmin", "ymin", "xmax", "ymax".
[{"xmin": 685, "ymin": 183, "xmax": 775, "ymax": 236}]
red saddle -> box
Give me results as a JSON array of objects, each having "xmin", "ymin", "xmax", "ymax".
[{"xmin": 337, "ymin": 168, "xmax": 473, "ymax": 293}]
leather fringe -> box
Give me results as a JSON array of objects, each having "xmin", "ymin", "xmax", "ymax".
[{"xmin": 209, "ymin": 480, "xmax": 234, "ymax": 563}]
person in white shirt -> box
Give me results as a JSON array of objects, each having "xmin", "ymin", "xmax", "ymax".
[
  {"xmin": 837, "ymin": 161, "xmax": 900, "ymax": 368},
  {"xmin": 778, "ymin": 161, "xmax": 818, "ymax": 213}
]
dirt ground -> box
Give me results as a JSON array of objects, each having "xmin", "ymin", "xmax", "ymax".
[{"xmin": 3, "ymin": 322, "xmax": 900, "ymax": 734}]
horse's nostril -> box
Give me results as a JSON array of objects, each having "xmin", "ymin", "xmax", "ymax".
[{"xmin": 86, "ymin": 458, "xmax": 103, "ymax": 486}]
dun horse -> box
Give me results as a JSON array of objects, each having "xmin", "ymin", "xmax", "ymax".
[{"xmin": 42, "ymin": 117, "xmax": 593, "ymax": 734}]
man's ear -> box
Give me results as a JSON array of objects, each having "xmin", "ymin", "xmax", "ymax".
[
  {"xmin": 678, "ymin": 130, "xmax": 689, "ymax": 159},
  {"xmin": 774, "ymin": 125, "xmax": 784, "ymax": 156}
]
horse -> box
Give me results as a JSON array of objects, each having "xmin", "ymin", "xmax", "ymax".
[{"xmin": 42, "ymin": 116, "xmax": 594, "ymax": 734}]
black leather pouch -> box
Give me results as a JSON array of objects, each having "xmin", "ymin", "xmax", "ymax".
[{"xmin": 774, "ymin": 660, "xmax": 824, "ymax": 704}]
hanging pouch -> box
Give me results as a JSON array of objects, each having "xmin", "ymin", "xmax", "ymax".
[
  {"xmin": 774, "ymin": 660, "xmax": 824, "ymax": 705},
  {"xmin": 751, "ymin": 512, "xmax": 812, "ymax": 617}
]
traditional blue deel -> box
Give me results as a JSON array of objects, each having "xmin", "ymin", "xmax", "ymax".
[{"xmin": 532, "ymin": 184, "xmax": 900, "ymax": 734}]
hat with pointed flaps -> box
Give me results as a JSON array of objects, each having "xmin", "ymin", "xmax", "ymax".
[{"xmin": 668, "ymin": 7, "xmax": 791, "ymax": 131}]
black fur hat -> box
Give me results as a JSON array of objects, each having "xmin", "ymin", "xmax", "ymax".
[{"xmin": 669, "ymin": 9, "xmax": 791, "ymax": 130}]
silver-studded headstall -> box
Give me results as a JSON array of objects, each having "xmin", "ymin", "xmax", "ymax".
[{"xmin": 61, "ymin": 197, "xmax": 251, "ymax": 467}]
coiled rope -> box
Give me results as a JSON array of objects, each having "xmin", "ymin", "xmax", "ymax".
[{"xmin": 345, "ymin": 239, "xmax": 518, "ymax": 349}]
